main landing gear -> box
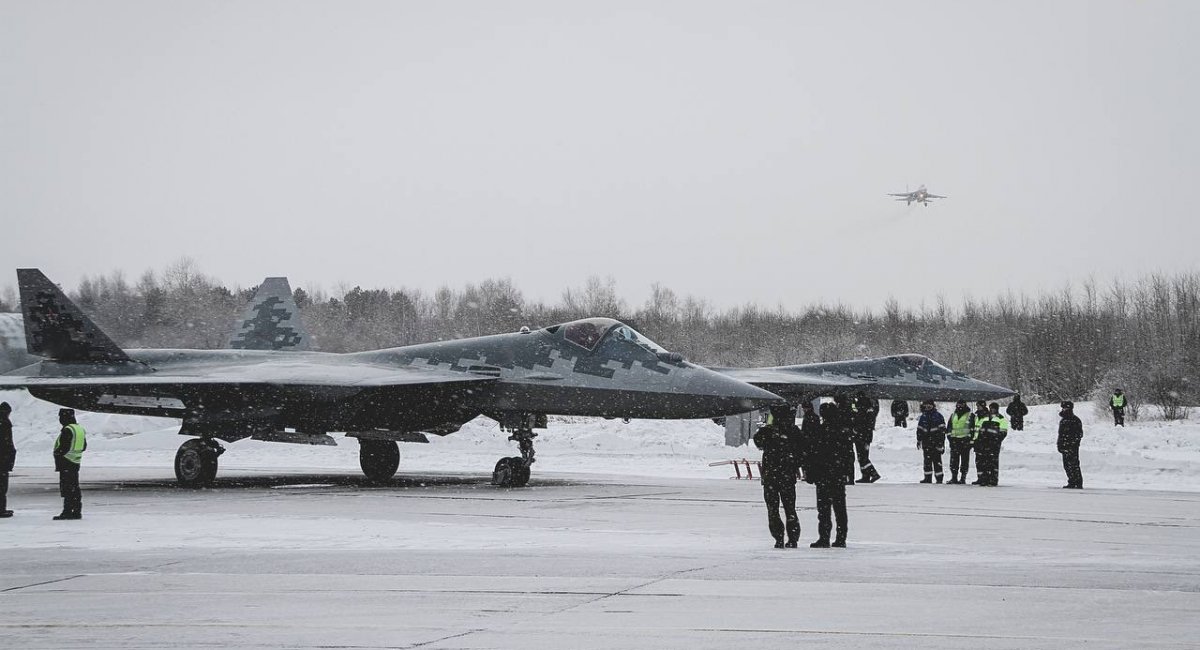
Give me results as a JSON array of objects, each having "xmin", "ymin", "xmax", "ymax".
[
  {"xmin": 359, "ymin": 439, "xmax": 401, "ymax": 483},
  {"xmin": 174, "ymin": 438, "xmax": 225, "ymax": 488},
  {"xmin": 493, "ymin": 413, "xmax": 544, "ymax": 488}
]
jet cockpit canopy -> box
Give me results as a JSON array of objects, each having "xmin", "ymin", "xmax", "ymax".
[{"xmin": 546, "ymin": 318, "xmax": 672, "ymax": 358}]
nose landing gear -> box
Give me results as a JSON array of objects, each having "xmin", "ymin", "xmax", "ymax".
[{"xmin": 174, "ymin": 437, "xmax": 225, "ymax": 488}]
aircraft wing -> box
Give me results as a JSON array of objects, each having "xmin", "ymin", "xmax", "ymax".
[
  {"xmin": 887, "ymin": 193, "xmax": 912, "ymax": 197},
  {"xmin": 927, "ymin": 194, "xmax": 946, "ymax": 199},
  {"xmin": 0, "ymin": 363, "xmax": 498, "ymax": 390},
  {"xmin": 710, "ymin": 367, "xmax": 872, "ymax": 398}
]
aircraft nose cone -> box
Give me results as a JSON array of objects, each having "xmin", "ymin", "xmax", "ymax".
[
  {"xmin": 688, "ymin": 368, "xmax": 784, "ymax": 415},
  {"xmin": 969, "ymin": 378, "xmax": 1016, "ymax": 400}
]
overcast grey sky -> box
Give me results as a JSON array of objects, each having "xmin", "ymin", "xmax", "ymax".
[{"xmin": 2, "ymin": 0, "xmax": 1197, "ymax": 310}]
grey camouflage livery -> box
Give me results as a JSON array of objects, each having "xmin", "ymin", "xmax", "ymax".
[{"xmin": 2, "ymin": 269, "xmax": 780, "ymax": 487}]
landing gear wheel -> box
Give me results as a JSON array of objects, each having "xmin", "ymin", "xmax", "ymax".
[
  {"xmin": 175, "ymin": 438, "xmax": 221, "ymax": 488},
  {"xmin": 359, "ymin": 439, "xmax": 400, "ymax": 483},
  {"xmin": 492, "ymin": 456, "xmax": 529, "ymax": 487}
]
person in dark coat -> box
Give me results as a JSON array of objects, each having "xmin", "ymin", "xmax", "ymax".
[
  {"xmin": 801, "ymin": 402, "xmax": 853, "ymax": 548},
  {"xmin": 1005, "ymin": 394, "xmax": 1029, "ymax": 431},
  {"xmin": 890, "ymin": 399, "xmax": 909, "ymax": 427},
  {"xmin": 915, "ymin": 400, "xmax": 947, "ymax": 484},
  {"xmin": 53, "ymin": 408, "xmax": 86, "ymax": 520},
  {"xmin": 972, "ymin": 403, "xmax": 1009, "ymax": 487},
  {"xmin": 753, "ymin": 405, "xmax": 802, "ymax": 548},
  {"xmin": 1057, "ymin": 401, "xmax": 1084, "ymax": 489},
  {"xmin": 850, "ymin": 392, "xmax": 881, "ymax": 483},
  {"xmin": 0, "ymin": 402, "xmax": 14, "ymax": 518},
  {"xmin": 832, "ymin": 395, "xmax": 856, "ymax": 485}
]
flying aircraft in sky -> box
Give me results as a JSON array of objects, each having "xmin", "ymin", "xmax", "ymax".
[
  {"xmin": 3, "ymin": 269, "xmax": 781, "ymax": 488},
  {"xmin": 888, "ymin": 185, "xmax": 946, "ymax": 206}
]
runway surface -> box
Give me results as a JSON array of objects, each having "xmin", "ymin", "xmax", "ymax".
[{"xmin": 2, "ymin": 466, "xmax": 1198, "ymax": 648}]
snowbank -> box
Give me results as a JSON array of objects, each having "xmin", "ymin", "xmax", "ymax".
[{"xmin": 3, "ymin": 390, "xmax": 1197, "ymax": 491}]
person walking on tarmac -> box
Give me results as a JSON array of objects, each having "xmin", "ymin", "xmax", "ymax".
[
  {"xmin": 915, "ymin": 400, "xmax": 947, "ymax": 484},
  {"xmin": 945, "ymin": 401, "xmax": 975, "ymax": 484},
  {"xmin": 753, "ymin": 405, "xmax": 802, "ymax": 548},
  {"xmin": 1, "ymin": 402, "xmax": 14, "ymax": 518},
  {"xmin": 1058, "ymin": 401, "xmax": 1085, "ymax": 489},
  {"xmin": 1005, "ymin": 394, "xmax": 1029, "ymax": 431},
  {"xmin": 1110, "ymin": 389, "xmax": 1127, "ymax": 426},
  {"xmin": 53, "ymin": 408, "xmax": 86, "ymax": 520},
  {"xmin": 801, "ymin": 402, "xmax": 853, "ymax": 548},
  {"xmin": 890, "ymin": 399, "xmax": 909, "ymax": 427},
  {"xmin": 972, "ymin": 403, "xmax": 1009, "ymax": 486},
  {"xmin": 851, "ymin": 392, "xmax": 882, "ymax": 483}
]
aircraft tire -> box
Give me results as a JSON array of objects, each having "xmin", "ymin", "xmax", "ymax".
[
  {"xmin": 513, "ymin": 461, "xmax": 531, "ymax": 487},
  {"xmin": 359, "ymin": 439, "xmax": 400, "ymax": 482},
  {"xmin": 492, "ymin": 456, "xmax": 526, "ymax": 487},
  {"xmin": 175, "ymin": 438, "xmax": 219, "ymax": 488}
]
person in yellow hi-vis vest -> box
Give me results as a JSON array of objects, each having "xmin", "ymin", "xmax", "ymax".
[
  {"xmin": 1110, "ymin": 389, "xmax": 1127, "ymax": 426},
  {"xmin": 52, "ymin": 408, "xmax": 86, "ymax": 520}
]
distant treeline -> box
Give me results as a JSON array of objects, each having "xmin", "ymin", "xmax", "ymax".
[{"xmin": 3, "ymin": 259, "xmax": 1196, "ymax": 411}]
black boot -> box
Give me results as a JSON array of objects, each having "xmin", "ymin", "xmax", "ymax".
[
  {"xmin": 0, "ymin": 510, "xmax": 13, "ymax": 518},
  {"xmin": 773, "ymin": 539, "xmax": 785, "ymax": 549},
  {"xmin": 784, "ymin": 540, "xmax": 798, "ymax": 548},
  {"xmin": 920, "ymin": 477, "xmax": 932, "ymax": 484},
  {"xmin": 831, "ymin": 538, "xmax": 846, "ymax": 548},
  {"xmin": 810, "ymin": 539, "xmax": 830, "ymax": 548}
]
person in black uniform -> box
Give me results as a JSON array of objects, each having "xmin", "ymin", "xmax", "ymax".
[
  {"xmin": 972, "ymin": 403, "xmax": 1009, "ymax": 487},
  {"xmin": 801, "ymin": 402, "xmax": 852, "ymax": 548},
  {"xmin": 753, "ymin": 405, "xmax": 802, "ymax": 548},
  {"xmin": 851, "ymin": 392, "xmax": 882, "ymax": 483},
  {"xmin": 1057, "ymin": 401, "xmax": 1084, "ymax": 489},
  {"xmin": 890, "ymin": 399, "xmax": 909, "ymax": 427},
  {"xmin": 1005, "ymin": 394, "xmax": 1029, "ymax": 431},
  {"xmin": 832, "ymin": 395, "xmax": 856, "ymax": 485},
  {"xmin": 0, "ymin": 402, "xmax": 14, "ymax": 518},
  {"xmin": 53, "ymin": 408, "xmax": 86, "ymax": 520},
  {"xmin": 915, "ymin": 400, "xmax": 947, "ymax": 484}
]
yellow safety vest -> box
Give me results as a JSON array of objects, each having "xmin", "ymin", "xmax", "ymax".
[
  {"xmin": 948, "ymin": 412, "xmax": 973, "ymax": 438},
  {"xmin": 55, "ymin": 423, "xmax": 87, "ymax": 465},
  {"xmin": 1111, "ymin": 394, "xmax": 1126, "ymax": 408}
]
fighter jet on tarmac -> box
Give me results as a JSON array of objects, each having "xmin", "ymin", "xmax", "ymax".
[
  {"xmin": 2, "ymin": 269, "xmax": 780, "ymax": 488},
  {"xmin": 889, "ymin": 185, "xmax": 946, "ymax": 206},
  {"xmin": 713, "ymin": 355, "xmax": 1013, "ymax": 404}
]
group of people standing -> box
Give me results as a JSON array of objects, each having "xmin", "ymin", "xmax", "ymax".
[
  {"xmin": 912, "ymin": 399, "xmax": 1012, "ymax": 485},
  {"xmin": 753, "ymin": 391, "xmax": 1112, "ymax": 548},
  {"xmin": 752, "ymin": 396, "xmax": 880, "ymax": 549},
  {"xmin": 0, "ymin": 404, "xmax": 88, "ymax": 521}
]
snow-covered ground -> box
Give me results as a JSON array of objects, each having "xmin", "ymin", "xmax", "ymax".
[
  {"xmin": 4, "ymin": 389, "xmax": 1199, "ymax": 648},
  {"xmin": 3, "ymin": 389, "xmax": 1197, "ymax": 491}
]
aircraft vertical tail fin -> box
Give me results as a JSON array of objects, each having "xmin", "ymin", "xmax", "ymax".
[
  {"xmin": 17, "ymin": 268, "xmax": 131, "ymax": 363},
  {"xmin": 229, "ymin": 277, "xmax": 310, "ymax": 351}
]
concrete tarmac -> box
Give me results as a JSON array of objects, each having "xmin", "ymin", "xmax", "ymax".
[{"xmin": 2, "ymin": 466, "xmax": 1198, "ymax": 649}]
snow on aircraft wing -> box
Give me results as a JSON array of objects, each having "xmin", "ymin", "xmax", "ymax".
[
  {"xmin": 0, "ymin": 363, "xmax": 499, "ymax": 389},
  {"xmin": 709, "ymin": 367, "xmax": 872, "ymax": 395}
]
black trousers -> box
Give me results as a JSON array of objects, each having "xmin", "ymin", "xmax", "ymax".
[
  {"xmin": 894, "ymin": 416, "xmax": 907, "ymax": 427},
  {"xmin": 1061, "ymin": 447, "xmax": 1083, "ymax": 487},
  {"xmin": 948, "ymin": 438, "xmax": 972, "ymax": 478},
  {"xmin": 922, "ymin": 446, "xmax": 944, "ymax": 481},
  {"xmin": 58, "ymin": 467, "xmax": 81, "ymax": 516},
  {"xmin": 1112, "ymin": 407, "xmax": 1125, "ymax": 426},
  {"xmin": 854, "ymin": 439, "xmax": 879, "ymax": 480},
  {"xmin": 975, "ymin": 439, "xmax": 1002, "ymax": 486},
  {"xmin": 0, "ymin": 472, "xmax": 8, "ymax": 512},
  {"xmin": 1011, "ymin": 417, "xmax": 1024, "ymax": 431},
  {"xmin": 763, "ymin": 480, "xmax": 800, "ymax": 543},
  {"xmin": 815, "ymin": 480, "xmax": 847, "ymax": 542}
]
